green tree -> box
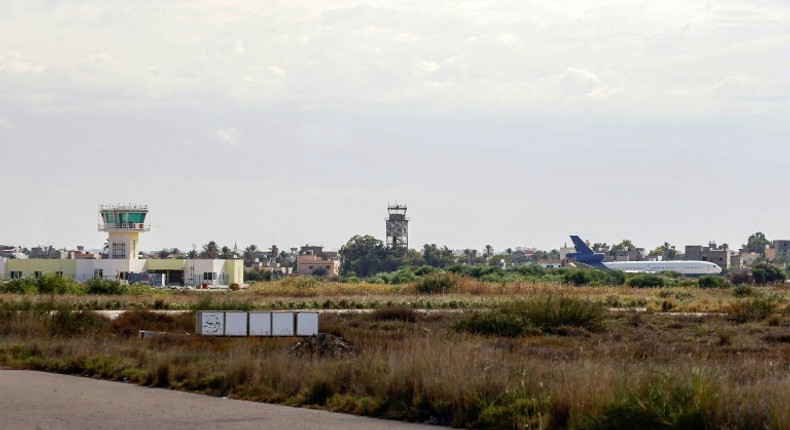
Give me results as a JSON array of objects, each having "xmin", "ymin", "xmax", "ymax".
[
  {"xmin": 339, "ymin": 235, "xmax": 387, "ymax": 277},
  {"xmin": 592, "ymin": 243, "xmax": 610, "ymax": 253},
  {"xmin": 422, "ymin": 244, "xmax": 454, "ymax": 268},
  {"xmin": 269, "ymin": 244, "xmax": 279, "ymax": 260},
  {"xmin": 609, "ymin": 239, "xmax": 635, "ymax": 256},
  {"xmin": 157, "ymin": 248, "xmax": 170, "ymax": 259},
  {"xmin": 649, "ymin": 242, "xmax": 679, "ymax": 260},
  {"xmin": 200, "ymin": 241, "xmax": 219, "ymax": 259},
  {"xmin": 483, "ymin": 245, "xmax": 494, "ymax": 258},
  {"xmin": 746, "ymin": 232, "xmax": 770, "ymax": 256},
  {"xmin": 187, "ymin": 249, "xmax": 199, "ymax": 259},
  {"xmin": 752, "ymin": 262, "xmax": 786, "ymax": 285},
  {"xmin": 220, "ymin": 246, "xmax": 233, "ymax": 259},
  {"xmin": 243, "ymin": 244, "xmax": 258, "ymax": 266}
]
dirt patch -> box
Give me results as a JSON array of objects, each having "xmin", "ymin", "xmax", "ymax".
[{"xmin": 290, "ymin": 333, "xmax": 355, "ymax": 358}]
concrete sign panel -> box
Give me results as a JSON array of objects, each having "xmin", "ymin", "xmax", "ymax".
[
  {"xmin": 249, "ymin": 312, "xmax": 272, "ymax": 336},
  {"xmin": 198, "ymin": 311, "xmax": 225, "ymax": 336},
  {"xmin": 296, "ymin": 312, "xmax": 319, "ymax": 336},
  {"xmin": 225, "ymin": 312, "xmax": 248, "ymax": 336},
  {"xmin": 272, "ymin": 312, "xmax": 295, "ymax": 336}
]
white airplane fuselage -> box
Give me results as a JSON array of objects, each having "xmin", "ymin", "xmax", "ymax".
[{"xmin": 603, "ymin": 261, "xmax": 721, "ymax": 276}]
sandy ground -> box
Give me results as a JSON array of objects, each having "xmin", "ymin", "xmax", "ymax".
[{"xmin": 0, "ymin": 370, "xmax": 440, "ymax": 430}]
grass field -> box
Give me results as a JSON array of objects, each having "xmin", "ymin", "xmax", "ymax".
[{"xmin": 2, "ymin": 279, "xmax": 790, "ymax": 429}]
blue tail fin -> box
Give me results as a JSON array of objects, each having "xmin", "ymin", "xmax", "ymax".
[
  {"xmin": 570, "ymin": 235, "xmax": 594, "ymax": 255},
  {"xmin": 567, "ymin": 235, "xmax": 608, "ymax": 269}
]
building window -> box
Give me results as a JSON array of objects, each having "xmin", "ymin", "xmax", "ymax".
[
  {"xmin": 203, "ymin": 272, "xmax": 217, "ymax": 281},
  {"xmin": 55, "ymin": 271, "xmax": 63, "ymax": 277},
  {"xmin": 119, "ymin": 271, "xmax": 130, "ymax": 280},
  {"xmin": 94, "ymin": 269, "xmax": 103, "ymax": 279},
  {"xmin": 112, "ymin": 243, "xmax": 126, "ymax": 259},
  {"xmin": 308, "ymin": 266, "xmax": 314, "ymax": 270},
  {"xmin": 10, "ymin": 271, "xmax": 22, "ymax": 279},
  {"xmin": 325, "ymin": 265, "xmax": 331, "ymax": 270},
  {"xmin": 34, "ymin": 271, "xmax": 42, "ymax": 278}
]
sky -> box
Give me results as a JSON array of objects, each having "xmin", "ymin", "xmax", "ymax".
[{"xmin": 1, "ymin": 0, "xmax": 789, "ymax": 253}]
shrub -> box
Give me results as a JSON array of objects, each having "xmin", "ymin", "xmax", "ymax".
[
  {"xmin": 456, "ymin": 296, "xmax": 606, "ymax": 336},
  {"xmin": 228, "ymin": 283, "xmax": 241, "ymax": 291},
  {"xmin": 370, "ymin": 307, "xmax": 418, "ymax": 323},
  {"xmin": 1, "ymin": 278, "xmax": 39, "ymax": 294},
  {"xmin": 415, "ymin": 272, "xmax": 457, "ymax": 294},
  {"xmin": 582, "ymin": 379, "xmax": 711, "ymax": 430},
  {"xmin": 728, "ymin": 298, "xmax": 777, "ymax": 323},
  {"xmin": 628, "ymin": 274, "xmax": 668, "ymax": 288},
  {"xmin": 508, "ymin": 296, "xmax": 607, "ymax": 333},
  {"xmin": 454, "ymin": 310, "xmax": 538, "ymax": 337},
  {"xmin": 729, "ymin": 270, "xmax": 753, "ymax": 285},
  {"xmin": 752, "ymin": 263, "xmax": 786, "ymax": 285},
  {"xmin": 245, "ymin": 270, "xmax": 263, "ymax": 282},
  {"xmin": 84, "ymin": 278, "xmax": 127, "ymax": 295},
  {"xmin": 564, "ymin": 269, "xmax": 593, "ymax": 285},
  {"xmin": 48, "ymin": 309, "xmax": 108, "ymax": 336},
  {"xmin": 697, "ymin": 276, "xmax": 731, "ymax": 289},
  {"xmin": 733, "ymin": 285, "xmax": 754, "ymax": 297}
]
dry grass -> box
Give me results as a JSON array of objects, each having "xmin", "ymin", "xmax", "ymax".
[{"xmin": 3, "ymin": 292, "xmax": 790, "ymax": 428}]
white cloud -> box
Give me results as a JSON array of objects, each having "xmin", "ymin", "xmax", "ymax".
[
  {"xmin": 0, "ymin": 115, "xmax": 13, "ymax": 130},
  {"xmin": 558, "ymin": 68, "xmax": 619, "ymax": 99},
  {"xmin": 214, "ymin": 126, "xmax": 244, "ymax": 145},
  {"xmin": 0, "ymin": 50, "xmax": 46, "ymax": 75}
]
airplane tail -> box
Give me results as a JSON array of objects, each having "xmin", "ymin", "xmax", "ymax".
[
  {"xmin": 567, "ymin": 235, "xmax": 608, "ymax": 269},
  {"xmin": 569, "ymin": 235, "xmax": 594, "ymax": 255}
]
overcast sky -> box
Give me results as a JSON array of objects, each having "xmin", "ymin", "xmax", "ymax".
[{"xmin": 1, "ymin": 0, "xmax": 789, "ymax": 253}]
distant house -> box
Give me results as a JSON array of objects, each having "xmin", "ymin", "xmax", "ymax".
[
  {"xmin": 772, "ymin": 240, "xmax": 790, "ymax": 258},
  {"xmin": 613, "ymin": 248, "xmax": 646, "ymax": 262},
  {"xmin": 295, "ymin": 245, "xmax": 340, "ymax": 277},
  {"xmin": 685, "ymin": 243, "xmax": 733, "ymax": 270}
]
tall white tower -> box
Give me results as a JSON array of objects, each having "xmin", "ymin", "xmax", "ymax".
[{"xmin": 98, "ymin": 204, "xmax": 150, "ymax": 260}]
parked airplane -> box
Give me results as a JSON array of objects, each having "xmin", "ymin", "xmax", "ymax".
[{"xmin": 567, "ymin": 235, "xmax": 722, "ymax": 276}]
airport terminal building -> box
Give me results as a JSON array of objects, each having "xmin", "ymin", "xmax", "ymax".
[{"xmin": 0, "ymin": 205, "xmax": 243, "ymax": 287}]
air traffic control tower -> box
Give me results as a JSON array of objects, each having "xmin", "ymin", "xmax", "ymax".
[
  {"xmin": 385, "ymin": 204, "xmax": 409, "ymax": 248},
  {"xmin": 98, "ymin": 204, "xmax": 150, "ymax": 260}
]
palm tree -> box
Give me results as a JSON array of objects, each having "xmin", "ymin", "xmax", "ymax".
[
  {"xmin": 483, "ymin": 244, "xmax": 494, "ymax": 258},
  {"xmin": 220, "ymin": 246, "xmax": 233, "ymax": 259},
  {"xmin": 200, "ymin": 241, "xmax": 219, "ymax": 259},
  {"xmin": 269, "ymin": 245, "xmax": 279, "ymax": 261},
  {"xmin": 187, "ymin": 249, "xmax": 199, "ymax": 259},
  {"xmin": 157, "ymin": 248, "xmax": 170, "ymax": 259},
  {"xmin": 243, "ymin": 244, "xmax": 258, "ymax": 266}
]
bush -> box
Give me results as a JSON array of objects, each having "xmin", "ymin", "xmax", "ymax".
[
  {"xmin": 564, "ymin": 269, "xmax": 593, "ymax": 285},
  {"xmin": 454, "ymin": 310, "xmax": 538, "ymax": 337},
  {"xmin": 733, "ymin": 285, "xmax": 754, "ymax": 297},
  {"xmin": 728, "ymin": 298, "xmax": 777, "ymax": 323},
  {"xmin": 456, "ymin": 296, "xmax": 606, "ymax": 336},
  {"xmin": 84, "ymin": 278, "xmax": 127, "ymax": 295},
  {"xmin": 583, "ymin": 379, "xmax": 711, "ymax": 430},
  {"xmin": 628, "ymin": 274, "xmax": 668, "ymax": 288},
  {"xmin": 697, "ymin": 276, "xmax": 731, "ymax": 289},
  {"xmin": 244, "ymin": 270, "xmax": 263, "ymax": 282},
  {"xmin": 415, "ymin": 272, "xmax": 457, "ymax": 294},
  {"xmin": 729, "ymin": 270, "xmax": 753, "ymax": 285},
  {"xmin": 1, "ymin": 278, "xmax": 39, "ymax": 294},
  {"xmin": 752, "ymin": 263, "xmax": 787, "ymax": 285},
  {"xmin": 370, "ymin": 307, "xmax": 418, "ymax": 323}
]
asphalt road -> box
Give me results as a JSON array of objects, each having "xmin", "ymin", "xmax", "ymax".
[{"xmin": 0, "ymin": 370, "xmax": 439, "ymax": 430}]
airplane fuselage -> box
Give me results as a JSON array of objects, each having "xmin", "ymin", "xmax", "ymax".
[{"xmin": 603, "ymin": 260, "xmax": 721, "ymax": 276}]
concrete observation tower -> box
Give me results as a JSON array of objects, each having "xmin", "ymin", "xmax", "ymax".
[
  {"xmin": 385, "ymin": 204, "xmax": 409, "ymax": 248},
  {"xmin": 98, "ymin": 204, "xmax": 150, "ymax": 260}
]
